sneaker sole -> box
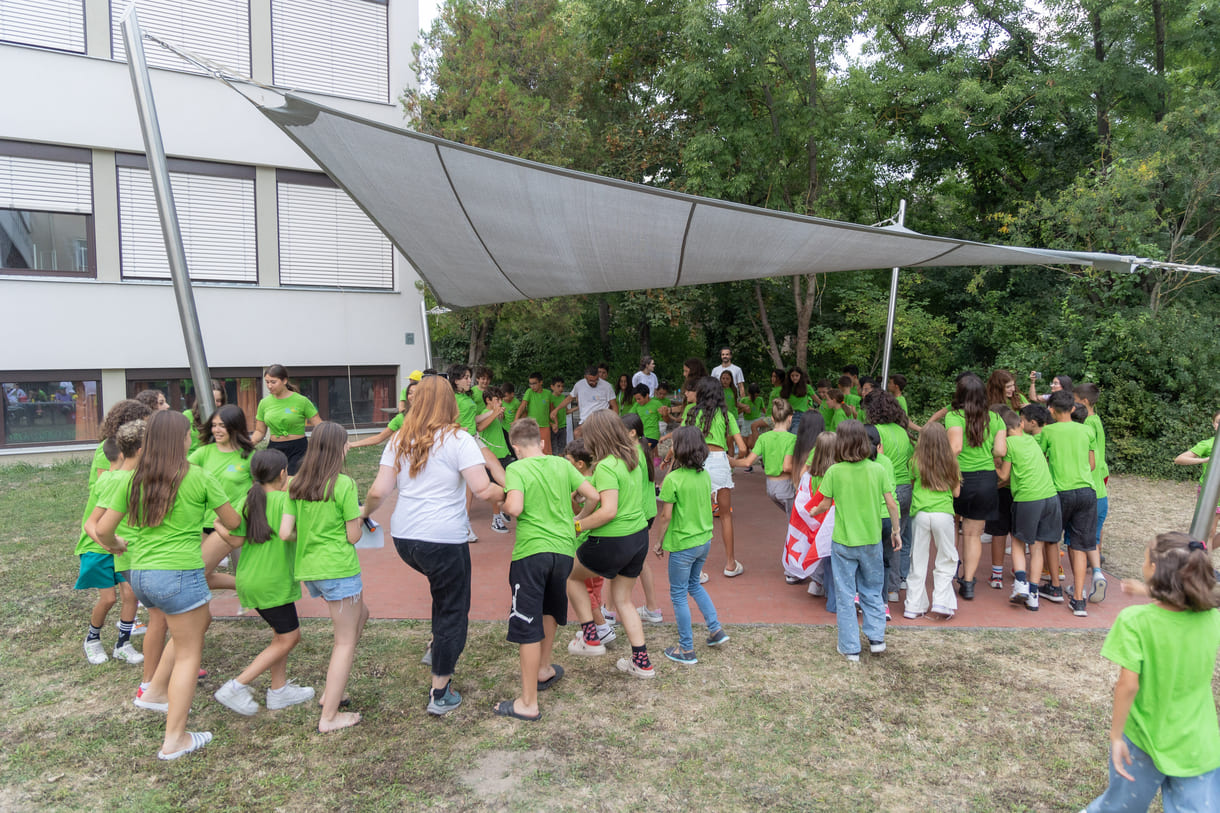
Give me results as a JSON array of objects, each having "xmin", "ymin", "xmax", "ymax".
[
  {"xmin": 566, "ymin": 639, "xmax": 606, "ymax": 656},
  {"xmin": 427, "ymin": 701, "xmax": 462, "ymax": 715},
  {"xmin": 1090, "ymin": 578, "xmax": 1108, "ymax": 603},
  {"xmin": 615, "ymin": 659, "xmax": 656, "ymax": 679}
]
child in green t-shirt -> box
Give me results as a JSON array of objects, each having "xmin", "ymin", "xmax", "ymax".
[
  {"xmin": 1041, "ymin": 391, "xmax": 1100, "ymax": 617},
  {"xmin": 564, "ymin": 440, "xmax": 615, "ymax": 643},
  {"xmin": 824, "ymin": 389, "xmax": 849, "ymax": 432},
  {"xmin": 480, "ymin": 386, "xmax": 514, "ymax": 534},
  {"xmin": 515, "ymin": 374, "xmax": 553, "ymax": 453},
  {"xmin": 995, "ymin": 408, "xmax": 1061, "ymax": 612},
  {"xmin": 1083, "ymin": 532, "xmax": 1220, "ymax": 812},
  {"xmin": 497, "ymin": 419, "xmax": 600, "ymax": 720},
  {"xmin": 1174, "ymin": 410, "xmax": 1220, "ymax": 547},
  {"xmin": 653, "ymin": 426, "xmax": 730, "ymax": 664},
  {"xmin": 731, "ymin": 399, "xmax": 796, "ymax": 515},
  {"xmin": 1073, "ymin": 382, "xmax": 1110, "ymax": 555}
]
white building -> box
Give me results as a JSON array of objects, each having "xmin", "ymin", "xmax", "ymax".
[{"xmin": 0, "ymin": 0, "xmax": 426, "ymax": 461}]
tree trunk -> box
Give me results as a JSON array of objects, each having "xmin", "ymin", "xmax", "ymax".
[
  {"xmin": 466, "ymin": 309, "xmax": 494, "ymax": 367},
  {"xmin": 1151, "ymin": 0, "xmax": 1167, "ymax": 122},
  {"xmin": 598, "ymin": 297, "xmax": 611, "ymax": 357},
  {"xmin": 1090, "ymin": 10, "xmax": 1111, "ymax": 166},
  {"xmin": 806, "ymin": 45, "xmax": 820, "ymax": 205},
  {"xmin": 793, "ymin": 274, "xmax": 818, "ymax": 372},
  {"xmin": 639, "ymin": 317, "xmax": 651, "ymax": 358},
  {"xmin": 754, "ymin": 282, "xmax": 783, "ymax": 368}
]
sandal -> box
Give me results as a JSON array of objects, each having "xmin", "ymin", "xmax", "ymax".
[
  {"xmin": 537, "ymin": 664, "xmax": 564, "ymax": 692},
  {"xmin": 157, "ymin": 731, "xmax": 212, "ymax": 761},
  {"xmin": 493, "ymin": 699, "xmax": 540, "ymax": 721}
]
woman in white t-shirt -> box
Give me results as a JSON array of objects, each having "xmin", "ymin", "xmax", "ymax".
[
  {"xmin": 362, "ymin": 376, "xmax": 503, "ymax": 716},
  {"xmin": 632, "ymin": 356, "xmax": 659, "ymax": 396}
]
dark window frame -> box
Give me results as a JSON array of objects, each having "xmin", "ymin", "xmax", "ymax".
[{"xmin": 0, "ymin": 369, "xmax": 102, "ymax": 448}]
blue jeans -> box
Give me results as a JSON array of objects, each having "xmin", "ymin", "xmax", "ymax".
[
  {"xmin": 824, "ymin": 557, "xmax": 837, "ymax": 613},
  {"xmin": 831, "ymin": 542, "xmax": 885, "ymax": 655},
  {"xmin": 666, "ymin": 541, "xmax": 720, "ymax": 651},
  {"xmin": 896, "ymin": 483, "xmax": 913, "ymax": 580},
  {"xmin": 1085, "ymin": 735, "xmax": 1220, "ymax": 812},
  {"xmin": 881, "ymin": 517, "xmax": 900, "ymax": 594}
]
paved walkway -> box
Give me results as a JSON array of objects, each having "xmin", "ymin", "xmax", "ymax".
[{"xmin": 211, "ymin": 469, "xmax": 1135, "ymax": 629}]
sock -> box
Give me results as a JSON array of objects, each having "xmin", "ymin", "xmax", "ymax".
[
  {"xmin": 991, "ymin": 566, "xmax": 1003, "ymax": 579},
  {"xmin": 86, "ymin": 624, "xmax": 101, "ymax": 642},
  {"xmin": 631, "ymin": 645, "xmax": 651, "ymax": 669},
  {"xmin": 432, "ymin": 680, "xmax": 450, "ymax": 701},
  {"xmin": 581, "ymin": 621, "xmax": 599, "ymax": 644},
  {"xmin": 1014, "ymin": 570, "xmax": 1027, "ymax": 583},
  {"xmin": 596, "ymin": 623, "xmax": 611, "ymax": 639},
  {"xmin": 117, "ymin": 619, "xmax": 134, "ymax": 648}
]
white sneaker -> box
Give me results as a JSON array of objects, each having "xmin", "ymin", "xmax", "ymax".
[
  {"xmin": 598, "ymin": 626, "xmax": 617, "ymax": 644},
  {"xmin": 116, "ymin": 619, "xmax": 148, "ymax": 636},
  {"xmin": 214, "ymin": 679, "xmax": 259, "ymax": 716},
  {"xmin": 466, "ymin": 523, "xmax": 479, "ymax": 543},
  {"xmin": 266, "ymin": 680, "xmax": 315, "ymax": 710},
  {"xmin": 567, "ymin": 635, "xmax": 606, "ymax": 656},
  {"xmin": 112, "ymin": 642, "xmax": 144, "ymax": 664},
  {"xmin": 637, "ymin": 605, "xmax": 663, "ymax": 624},
  {"xmin": 600, "ymin": 605, "xmax": 617, "ymax": 623},
  {"xmin": 699, "ymin": 571, "xmax": 709, "ymax": 584},
  {"xmin": 615, "ymin": 657, "xmax": 656, "ymax": 679},
  {"xmin": 84, "ymin": 639, "xmax": 108, "ymax": 665},
  {"xmin": 490, "ymin": 514, "xmax": 509, "ymax": 534},
  {"xmin": 497, "ymin": 511, "xmax": 512, "ymax": 524}
]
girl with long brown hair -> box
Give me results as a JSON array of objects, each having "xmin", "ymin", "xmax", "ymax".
[
  {"xmin": 566, "ymin": 410, "xmax": 655, "ymax": 677},
  {"xmin": 685, "ymin": 376, "xmax": 749, "ymax": 577},
  {"xmin": 279, "ymin": 421, "xmax": 366, "ymax": 733},
  {"xmin": 251, "ymin": 364, "xmax": 322, "ymax": 475},
  {"xmin": 96, "ymin": 410, "xmax": 239, "ymax": 760},
  {"xmin": 904, "ymin": 423, "xmax": 962, "ymax": 620},
  {"xmin": 361, "ymin": 376, "xmax": 503, "ymax": 715},
  {"xmin": 985, "ymin": 369, "xmax": 1026, "ymax": 412}
]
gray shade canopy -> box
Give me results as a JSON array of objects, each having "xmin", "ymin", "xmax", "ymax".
[{"xmin": 259, "ymin": 93, "xmax": 1141, "ymax": 309}]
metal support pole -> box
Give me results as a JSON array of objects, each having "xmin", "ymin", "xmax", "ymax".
[
  {"xmin": 880, "ymin": 199, "xmax": 906, "ymax": 389},
  {"xmin": 1190, "ymin": 423, "xmax": 1220, "ymax": 542},
  {"xmin": 121, "ymin": 9, "xmax": 214, "ymax": 420},
  {"xmin": 421, "ymin": 299, "xmax": 434, "ymax": 370}
]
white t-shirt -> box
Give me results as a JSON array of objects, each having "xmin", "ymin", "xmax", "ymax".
[
  {"xmin": 572, "ymin": 379, "xmax": 616, "ymax": 422},
  {"xmin": 711, "ymin": 363, "xmax": 745, "ymax": 391},
  {"xmin": 631, "ymin": 371, "xmax": 659, "ymax": 395},
  {"xmin": 381, "ymin": 429, "xmax": 485, "ymax": 543}
]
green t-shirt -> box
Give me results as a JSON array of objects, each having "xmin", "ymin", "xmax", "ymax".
[
  {"xmin": 1085, "ymin": 414, "xmax": 1108, "ymax": 498},
  {"xmin": 1101, "ymin": 603, "xmax": 1220, "ymax": 777},
  {"xmin": 753, "ymin": 429, "xmax": 796, "ymax": 477},
  {"xmin": 454, "ymin": 392, "xmax": 478, "ymax": 435},
  {"xmin": 504, "ymin": 455, "xmax": 585, "ymax": 560},
  {"xmin": 184, "ymin": 409, "xmax": 202, "ymax": 455},
  {"xmin": 1003, "ymin": 433, "xmax": 1057, "ymax": 503},
  {"xmin": 818, "ymin": 459, "xmax": 887, "ymax": 546},
  {"xmin": 844, "ymin": 392, "xmax": 862, "ymax": 409},
  {"xmin": 1190, "ymin": 437, "xmax": 1215, "ymax": 485},
  {"xmin": 634, "ymin": 446, "xmax": 658, "ymax": 521},
  {"xmin": 687, "ymin": 409, "xmax": 740, "ymax": 449},
  {"xmin": 1040, "ymin": 420, "xmax": 1094, "ymax": 492},
  {"xmin": 286, "ymin": 473, "xmax": 361, "ymax": 582},
  {"xmin": 471, "ymin": 385, "xmax": 486, "ymax": 414},
  {"xmin": 875, "ymin": 423, "xmax": 913, "ymax": 485},
  {"xmin": 632, "ymin": 397, "xmax": 663, "ymax": 441},
  {"xmin": 743, "ymin": 396, "xmax": 767, "ymax": 423},
  {"xmin": 256, "ymin": 392, "xmax": 318, "ymax": 436},
  {"xmin": 896, "ymin": 394, "xmax": 909, "ymax": 414},
  {"xmin": 88, "ymin": 441, "xmax": 109, "ymax": 488},
  {"xmin": 591, "ymin": 455, "xmax": 647, "ymax": 538},
  {"xmin": 100, "ymin": 465, "xmax": 228, "ymax": 571},
  {"xmin": 520, "ymin": 388, "xmax": 552, "ymax": 424},
  {"xmin": 75, "ymin": 469, "xmax": 112, "ymax": 557},
  {"xmin": 479, "ymin": 409, "xmax": 509, "ymax": 458},
  {"xmin": 233, "ymin": 490, "xmax": 301, "ymax": 609},
  {"xmin": 97, "ymin": 470, "xmax": 137, "ymax": 571},
  {"xmin": 188, "ymin": 444, "xmax": 253, "ymax": 528},
  {"xmin": 575, "ymin": 474, "xmax": 593, "ymax": 544},
  {"xmin": 768, "ymin": 386, "xmax": 783, "ymax": 406},
  {"xmin": 723, "ymin": 388, "xmax": 738, "ymax": 422},
  {"xmin": 875, "ymin": 453, "xmax": 897, "ymax": 519},
  {"xmin": 945, "ymin": 409, "xmax": 1005, "ymax": 473},
  {"xmin": 659, "ymin": 466, "xmax": 714, "ymax": 552},
  {"xmin": 910, "ymin": 464, "xmax": 954, "ymax": 516},
  {"xmin": 387, "ymin": 412, "xmax": 404, "ymax": 433},
  {"xmin": 787, "ymin": 392, "xmax": 813, "ymax": 413},
  {"xmin": 825, "ymin": 406, "xmax": 847, "ymax": 432},
  {"xmin": 500, "ymin": 396, "xmax": 518, "ymax": 434}
]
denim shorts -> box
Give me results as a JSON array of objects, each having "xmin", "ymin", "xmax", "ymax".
[
  {"xmin": 304, "ymin": 573, "xmax": 363, "ymax": 601},
  {"xmin": 128, "ymin": 568, "xmax": 211, "ymax": 615}
]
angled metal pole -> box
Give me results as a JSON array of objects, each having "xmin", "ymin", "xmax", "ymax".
[
  {"xmin": 421, "ymin": 298, "xmax": 433, "ymax": 370},
  {"xmin": 880, "ymin": 199, "xmax": 906, "ymax": 390},
  {"xmin": 1190, "ymin": 424, "xmax": 1220, "ymax": 542},
  {"xmin": 121, "ymin": 8, "xmax": 215, "ymax": 421}
]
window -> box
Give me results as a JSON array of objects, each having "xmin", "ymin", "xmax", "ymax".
[
  {"xmin": 0, "ymin": 374, "xmax": 100, "ymax": 447},
  {"xmin": 117, "ymin": 155, "xmax": 257, "ymax": 283},
  {"xmin": 126, "ymin": 371, "xmax": 261, "ymax": 430},
  {"xmin": 0, "ymin": 0, "xmax": 85, "ymax": 53},
  {"xmin": 0, "ymin": 142, "xmax": 94, "ymax": 277},
  {"xmin": 283, "ymin": 367, "xmax": 396, "ymax": 429},
  {"xmin": 277, "ymin": 170, "xmax": 393, "ymax": 289},
  {"xmin": 271, "ymin": 0, "xmax": 389, "ymax": 103},
  {"xmin": 110, "ymin": 0, "xmax": 251, "ymax": 75}
]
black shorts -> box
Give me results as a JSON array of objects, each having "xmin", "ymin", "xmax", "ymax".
[
  {"xmin": 1011, "ymin": 497, "xmax": 1063, "ymax": 545},
  {"xmin": 1059, "ymin": 488, "xmax": 1098, "ymax": 552},
  {"xmin": 646, "ymin": 438, "xmax": 658, "ymax": 449},
  {"xmin": 984, "ymin": 487, "xmax": 1014, "ymax": 536},
  {"xmin": 269, "ymin": 437, "xmax": 309, "ymax": 476},
  {"xmin": 577, "ymin": 528, "xmax": 650, "ymax": 580},
  {"xmin": 953, "ymin": 470, "xmax": 999, "ymax": 521},
  {"xmin": 256, "ymin": 602, "xmax": 300, "ymax": 634},
  {"xmin": 506, "ymin": 552, "xmax": 573, "ymax": 644},
  {"xmin": 498, "ymin": 455, "xmax": 515, "ymax": 470}
]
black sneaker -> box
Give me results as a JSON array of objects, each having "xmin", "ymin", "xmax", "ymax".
[
  {"xmin": 1070, "ymin": 598, "xmax": 1088, "ymax": 617},
  {"xmin": 1039, "ymin": 583, "xmax": 1064, "ymax": 603},
  {"xmin": 957, "ymin": 578, "xmax": 976, "ymax": 600}
]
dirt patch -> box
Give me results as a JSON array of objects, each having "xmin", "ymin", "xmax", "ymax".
[
  {"xmin": 459, "ymin": 748, "xmax": 552, "ymax": 803},
  {"xmin": 1104, "ymin": 475, "xmax": 1205, "ymax": 578}
]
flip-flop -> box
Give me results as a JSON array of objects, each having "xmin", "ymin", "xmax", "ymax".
[
  {"xmin": 493, "ymin": 700, "xmax": 540, "ymax": 721},
  {"xmin": 537, "ymin": 664, "xmax": 564, "ymax": 692},
  {"xmin": 157, "ymin": 731, "xmax": 212, "ymax": 761}
]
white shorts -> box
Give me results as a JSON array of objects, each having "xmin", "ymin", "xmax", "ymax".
[{"xmin": 707, "ymin": 450, "xmax": 734, "ymax": 493}]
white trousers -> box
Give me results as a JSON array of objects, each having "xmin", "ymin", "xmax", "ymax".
[{"xmin": 905, "ymin": 511, "xmax": 958, "ymax": 615}]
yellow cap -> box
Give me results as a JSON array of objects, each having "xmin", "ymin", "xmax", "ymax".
[{"xmin": 408, "ymin": 370, "xmax": 423, "ymax": 382}]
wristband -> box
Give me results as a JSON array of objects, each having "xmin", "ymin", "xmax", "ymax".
[{"xmin": 574, "ymin": 519, "xmax": 582, "ymax": 533}]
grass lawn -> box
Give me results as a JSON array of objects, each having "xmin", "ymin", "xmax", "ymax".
[{"xmin": 0, "ymin": 454, "xmax": 1213, "ymax": 811}]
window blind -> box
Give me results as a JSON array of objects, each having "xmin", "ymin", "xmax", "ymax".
[
  {"xmin": 0, "ymin": 0, "xmax": 85, "ymax": 53},
  {"xmin": 271, "ymin": 0, "xmax": 388, "ymax": 102},
  {"xmin": 111, "ymin": 0, "xmax": 250, "ymax": 74},
  {"xmin": 0, "ymin": 155, "xmax": 92, "ymax": 214},
  {"xmin": 277, "ymin": 181, "xmax": 393, "ymax": 288}
]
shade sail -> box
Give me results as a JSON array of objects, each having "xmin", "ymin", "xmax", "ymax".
[{"xmin": 258, "ymin": 93, "xmax": 1141, "ymax": 309}]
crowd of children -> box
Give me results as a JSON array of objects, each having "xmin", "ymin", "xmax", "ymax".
[{"xmin": 67, "ymin": 355, "xmax": 1220, "ymax": 812}]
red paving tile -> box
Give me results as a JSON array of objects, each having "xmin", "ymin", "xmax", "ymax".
[{"xmin": 210, "ymin": 469, "xmax": 1136, "ymax": 630}]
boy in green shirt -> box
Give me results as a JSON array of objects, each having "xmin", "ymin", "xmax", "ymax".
[
  {"xmin": 498, "ymin": 419, "xmax": 599, "ymax": 721},
  {"xmin": 838, "ymin": 375, "xmax": 861, "ymax": 419},
  {"xmin": 548, "ymin": 377, "xmax": 569, "ymax": 455},
  {"xmin": 1040, "ymin": 391, "xmax": 1100, "ymax": 617},
  {"xmin": 499, "ymin": 382, "xmax": 519, "ymax": 436},
  {"xmin": 479, "ymin": 386, "xmax": 513, "ymax": 534},
  {"xmin": 1074, "ymin": 383, "xmax": 1109, "ymax": 555},
  {"xmin": 515, "ymin": 373, "xmax": 554, "ymax": 454},
  {"xmin": 887, "ymin": 374, "xmax": 909, "ymax": 415},
  {"xmin": 997, "ymin": 407, "xmax": 1061, "ymax": 611},
  {"xmin": 630, "ymin": 385, "xmax": 663, "ymax": 450}
]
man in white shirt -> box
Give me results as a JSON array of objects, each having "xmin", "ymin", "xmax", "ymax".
[
  {"xmin": 631, "ymin": 356, "xmax": 659, "ymax": 395},
  {"xmin": 552, "ymin": 365, "xmax": 617, "ymax": 436},
  {"xmin": 711, "ymin": 347, "xmax": 746, "ymax": 399}
]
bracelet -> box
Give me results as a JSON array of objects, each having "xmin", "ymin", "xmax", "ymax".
[{"xmin": 574, "ymin": 520, "xmax": 582, "ymax": 533}]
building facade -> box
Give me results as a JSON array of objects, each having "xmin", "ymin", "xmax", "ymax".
[{"xmin": 0, "ymin": 0, "xmax": 426, "ymax": 461}]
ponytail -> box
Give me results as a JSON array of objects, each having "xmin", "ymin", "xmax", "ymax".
[{"xmin": 244, "ymin": 449, "xmax": 288, "ymax": 544}]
